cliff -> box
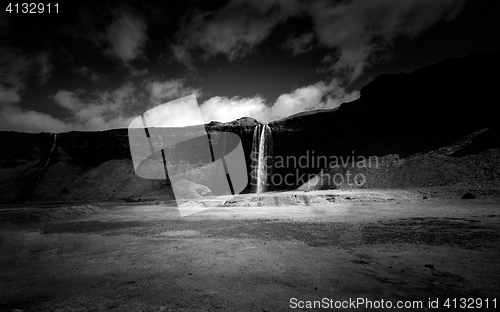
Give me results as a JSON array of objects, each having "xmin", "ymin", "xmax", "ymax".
[
  {"xmin": 1, "ymin": 51, "xmax": 499, "ymax": 203},
  {"xmin": 269, "ymin": 50, "xmax": 500, "ymax": 190}
]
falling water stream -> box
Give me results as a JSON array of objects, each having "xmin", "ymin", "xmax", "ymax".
[
  {"xmin": 251, "ymin": 124, "xmax": 272, "ymax": 193},
  {"xmin": 45, "ymin": 133, "xmax": 57, "ymax": 167},
  {"xmin": 31, "ymin": 133, "xmax": 57, "ymax": 194}
]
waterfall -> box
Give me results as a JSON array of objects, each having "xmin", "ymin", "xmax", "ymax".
[
  {"xmin": 251, "ymin": 124, "xmax": 273, "ymax": 193},
  {"xmin": 30, "ymin": 133, "xmax": 57, "ymax": 195},
  {"xmin": 44, "ymin": 134, "xmax": 57, "ymax": 167}
]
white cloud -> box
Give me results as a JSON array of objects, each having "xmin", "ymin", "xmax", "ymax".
[
  {"xmin": 271, "ymin": 80, "xmax": 358, "ymax": 118},
  {"xmin": 132, "ymin": 95, "xmax": 205, "ymax": 128},
  {"xmin": 198, "ymin": 79, "xmax": 359, "ymax": 124},
  {"xmin": 0, "ymin": 105, "xmax": 70, "ymax": 133},
  {"xmin": 51, "ymin": 83, "xmax": 139, "ymax": 131},
  {"xmin": 146, "ymin": 79, "xmax": 202, "ymax": 105},
  {"xmin": 2, "ymin": 74, "xmax": 358, "ymax": 132},
  {"xmin": 43, "ymin": 79, "xmax": 201, "ymax": 131},
  {"xmin": 52, "ymin": 90, "xmax": 84, "ymax": 111},
  {"xmin": 0, "ymin": 47, "xmax": 139, "ymax": 132},
  {"xmin": 200, "ymin": 95, "xmax": 270, "ymax": 123},
  {"xmin": 130, "ymin": 79, "xmax": 358, "ymax": 128}
]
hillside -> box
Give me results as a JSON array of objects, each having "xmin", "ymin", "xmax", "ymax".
[{"xmin": 1, "ymin": 51, "xmax": 499, "ymax": 203}]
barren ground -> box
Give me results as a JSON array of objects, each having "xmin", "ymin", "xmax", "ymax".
[{"xmin": 1, "ymin": 189, "xmax": 499, "ymax": 311}]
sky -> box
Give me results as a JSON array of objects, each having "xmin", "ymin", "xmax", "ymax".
[{"xmin": 1, "ymin": 0, "xmax": 499, "ymax": 132}]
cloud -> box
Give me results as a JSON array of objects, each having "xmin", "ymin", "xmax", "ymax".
[
  {"xmin": 0, "ymin": 85, "xmax": 21, "ymax": 105},
  {"xmin": 35, "ymin": 53, "xmax": 53, "ymax": 85},
  {"xmin": 132, "ymin": 95, "xmax": 206, "ymax": 128},
  {"xmin": 283, "ymin": 32, "xmax": 315, "ymax": 55},
  {"xmin": 200, "ymin": 95, "xmax": 269, "ymax": 123},
  {"xmin": 63, "ymin": 7, "xmax": 148, "ymax": 65},
  {"xmin": 1, "ymin": 76, "xmax": 205, "ymax": 133},
  {"xmin": 52, "ymin": 90, "xmax": 84, "ymax": 111},
  {"xmin": 0, "ymin": 10, "xmax": 9, "ymax": 28},
  {"xmin": 173, "ymin": 0, "xmax": 465, "ymax": 81},
  {"xmin": 146, "ymin": 79, "xmax": 202, "ymax": 105},
  {"xmin": 129, "ymin": 79, "xmax": 357, "ymax": 128},
  {"xmin": 271, "ymin": 80, "xmax": 359, "ymax": 118},
  {"xmin": 198, "ymin": 79, "xmax": 359, "ymax": 124},
  {"xmin": 171, "ymin": 45, "xmax": 196, "ymax": 71},
  {"xmin": 127, "ymin": 66, "xmax": 149, "ymax": 77},
  {"xmin": 307, "ymin": 0, "xmax": 466, "ymax": 81},
  {"xmin": 74, "ymin": 66, "xmax": 106, "ymax": 83},
  {"xmin": 0, "ymin": 48, "xmax": 67, "ymax": 132},
  {"xmin": 0, "ymin": 105, "xmax": 70, "ymax": 133},
  {"xmin": 104, "ymin": 10, "xmax": 148, "ymax": 63},
  {"xmin": 173, "ymin": 0, "xmax": 300, "ymax": 65},
  {"xmin": 2, "ymin": 73, "xmax": 358, "ymax": 132},
  {"xmin": 51, "ymin": 83, "xmax": 140, "ymax": 131},
  {"xmin": 0, "ymin": 47, "xmax": 32, "ymax": 105},
  {"xmin": 41, "ymin": 79, "xmax": 199, "ymax": 131}
]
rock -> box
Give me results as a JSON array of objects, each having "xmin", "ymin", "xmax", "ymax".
[
  {"xmin": 172, "ymin": 179, "xmax": 212, "ymax": 199},
  {"xmin": 461, "ymin": 192, "xmax": 476, "ymax": 199},
  {"xmin": 424, "ymin": 264, "xmax": 435, "ymax": 269},
  {"xmin": 298, "ymin": 170, "xmax": 336, "ymax": 191}
]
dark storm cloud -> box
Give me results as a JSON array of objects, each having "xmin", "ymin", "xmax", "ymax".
[
  {"xmin": 103, "ymin": 9, "xmax": 148, "ymax": 64},
  {"xmin": 161, "ymin": 0, "xmax": 467, "ymax": 125},
  {"xmin": 73, "ymin": 66, "xmax": 107, "ymax": 83},
  {"xmin": 0, "ymin": 48, "xmax": 67, "ymax": 132},
  {"xmin": 175, "ymin": 0, "xmax": 466, "ymax": 81},
  {"xmin": 0, "ymin": 0, "xmax": 478, "ymax": 132},
  {"xmin": 172, "ymin": 0, "xmax": 300, "ymax": 65},
  {"xmin": 306, "ymin": 0, "xmax": 467, "ymax": 81},
  {"xmin": 63, "ymin": 5, "xmax": 148, "ymax": 65},
  {"xmin": 35, "ymin": 53, "xmax": 54, "ymax": 85},
  {"xmin": 0, "ymin": 47, "xmax": 30, "ymax": 105},
  {"xmin": 0, "ymin": 48, "xmax": 54, "ymax": 101},
  {"xmin": 0, "ymin": 10, "xmax": 9, "ymax": 28},
  {"xmin": 283, "ymin": 32, "xmax": 315, "ymax": 55}
]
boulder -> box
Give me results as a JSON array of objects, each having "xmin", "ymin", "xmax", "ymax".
[{"xmin": 172, "ymin": 179, "xmax": 212, "ymax": 199}]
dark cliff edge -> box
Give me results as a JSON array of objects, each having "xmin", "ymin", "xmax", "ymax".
[
  {"xmin": 0, "ymin": 118, "xmax": 258, "ymax": 204},
  {"xmin": 269, "ymin": 50, "xmax": 500, "ymax": 190},
  {"xmin": 1, "ymin": 51, "xmax": 499, "ymax": 203}
]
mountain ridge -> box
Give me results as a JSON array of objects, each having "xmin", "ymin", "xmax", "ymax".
[{"xmin": 1, "ymin": 50, "xmax": 499, "ymax": 203}]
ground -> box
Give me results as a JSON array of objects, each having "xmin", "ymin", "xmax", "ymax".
[{"xmin": 1, "ymin": 189, "xmax": 499, "ymax": 311}]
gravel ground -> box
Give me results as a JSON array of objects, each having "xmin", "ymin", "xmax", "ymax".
[{"xmin": 1, "ymin": 190, "xmax": 499, "ymax": 311}]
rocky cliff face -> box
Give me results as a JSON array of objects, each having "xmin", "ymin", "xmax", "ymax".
[
  {"xmin": 0, "ymin": 118, "xmax": 258, "ymax": 203},
  {"xmin": 1, "ymin": 51, "xmax": 499, "ymax": 203},
  {"xmin": 269, "ymin": 50, "xmax": 500, "ymax": 190}
]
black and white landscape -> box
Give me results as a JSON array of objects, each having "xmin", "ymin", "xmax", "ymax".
[{"xmin": 1, "ymin": 1, "xmax": 500, "ymax": 311}]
